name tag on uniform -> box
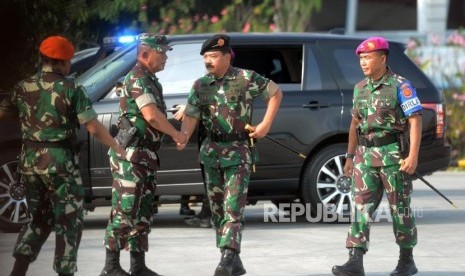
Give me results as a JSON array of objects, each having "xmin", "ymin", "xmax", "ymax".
[{"xmin": 401, "ymin": 97, "xmax": 421, "ymax": 113}]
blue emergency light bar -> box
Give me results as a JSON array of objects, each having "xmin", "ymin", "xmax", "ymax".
[
  {"xmin": 103, "ymin": 35, "xmax": 137, "ymax": 46},
  {"xmin": 118, "ymin": 35, "xmax": 136, "ymax": 44}
]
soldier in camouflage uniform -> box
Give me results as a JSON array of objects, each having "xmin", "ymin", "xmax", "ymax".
[
  {"xmin": 99, "ymin": 34, "xmax": 186, "ymax": 276},
  {"xmin": 178, "ymin": 34, "xmax": 282, "ymax": 276},
  {"xmin": 0, "ymin": 36, "xmax": 126, "ymax": 276},
  {"xmin": 332, "ymin": 37, "xmax": 422, "ymax": 276}
]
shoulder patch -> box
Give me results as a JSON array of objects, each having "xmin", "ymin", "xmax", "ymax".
[
  {"xmin": 402, "ymin": 88, "xmax": 412, "ymax": 98},
  {"xmin": 399, "ymin": 83, "xmax": 409, "ymax": 90},
  {"xmin": 398, "ymin": 81, "xmax": 422, "ymax": 116},
  {"xmin": 399, "ymin": 82, "xmax": 413, "ymax": 98}
]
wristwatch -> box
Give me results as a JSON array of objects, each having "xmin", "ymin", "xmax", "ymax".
[{"xmin": 345, "ymin": 153, "xmax": 355, "ymax": 159}]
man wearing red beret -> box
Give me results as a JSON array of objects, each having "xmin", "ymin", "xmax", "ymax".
[
  {"xmin": 332, "ymin": 36, "xmax": 422, "ymax": 276},
  {"xmin": 0, "ymin": 35, "xmax": 126, "ymax": 276}
]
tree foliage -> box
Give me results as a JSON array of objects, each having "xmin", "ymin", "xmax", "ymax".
[
  {"xmin": 406, "ymin": 32, "xmax": 465, "ymax": 160},
  {"xmin": 0, "ymin": 0, "xmax": 321, "ymax": 90},
  {"xmin": 274, "ymin": 0, "xmax": 322, "ymax": 32}
]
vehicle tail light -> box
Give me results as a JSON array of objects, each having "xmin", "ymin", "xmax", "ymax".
[{"xmin": 421, "ymin": 103, "xmax": 445, "ymax": 139}]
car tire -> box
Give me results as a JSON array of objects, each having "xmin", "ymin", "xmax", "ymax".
[
  {"xmin": 0, "ymin": 158, "xmax": 30, "ymax": 232},
  {"xmin": 300, "ymin": 143, "xmax": 353, "ymax": 222}
]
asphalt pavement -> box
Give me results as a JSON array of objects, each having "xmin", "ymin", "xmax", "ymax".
[{"xmin": 0, "ymin": 171, "xmax": 464, "ymax": 276}]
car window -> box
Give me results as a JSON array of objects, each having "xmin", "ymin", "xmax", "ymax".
[
  {"xmin": 232, "ymin": 46, "xmax": 302, "ymax": 87},
  {"xmin": 388, "ymin": 44, "xmax": 428, "ymax": 89},
  {"xmin": 318, "ymin": 40, "xmax": 428, "ymax": 90},
  {"xmin": 332, "ymin": 48, "xmax": 364, "ymax": 88},
  {"xmin": 76, "ymin": 44, "xmax": 137, "ymax": 102},
  {"xmin": 303, "ymin": 44, "xmax": 340, "ymax": 91},
  {"xmin": 158, "ymin": 43, "xmax": 205, "ymax": 95},
  {"xmin": 317, "ymin": 41, "xmax": 364, "ymax": 90},
  {"xmin": 304, "ymin": 46, "xmax": 322, "ymax": 90}
]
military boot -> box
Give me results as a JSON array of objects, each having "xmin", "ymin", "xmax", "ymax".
[
  {"xmin": 390, "ymin": 248, "xmax": 418, "ymax": 276},
  {"xmin": 129, "ymin": 251, "xmax": 161, "ymax": 276},
  {"xmin": 232, "ymin": 253, "xmax": 246, "ymax": 276},
  {"xmin": 331, "ymin": 248, "xmax": 365, "ymax": 276},
  {"xmin": 214, "ymin": 248, "xmax": 245, "ymax": 276},
  {"xmin": 10, "ymin": 254, "xmax": 31, "ymax": 276},
  {"xmin": 99, "ymin": 248, "xmax": 130, "ymax": 276}
]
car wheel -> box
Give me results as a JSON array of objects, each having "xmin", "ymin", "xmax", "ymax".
[
  {"xmin": 0, "ymin": 160, "xmax": 31, "ymax": 232},
  {"xmin": 301, "ymin": 143, "xmax": 353, "ymax": 221}
]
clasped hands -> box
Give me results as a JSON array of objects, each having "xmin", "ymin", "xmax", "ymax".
[{"xmin": 174, "ymin": 131, "xmax": 189, "ymax": 150}]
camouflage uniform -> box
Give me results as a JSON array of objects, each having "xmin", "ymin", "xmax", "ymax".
[
  {"xmin": 1, "ymin": 64, "xmax": 97, "ymax": 274},
  {"xmin": 184, "ymin": 66, "xmax": 276, "ymax": 252},
  {"xmin": 347, "ymin": 68, "xmax": 422, "ymax": 252},
  {"xmin": 104, "ymin": 62, "xmax": 166, "ymax": 252}
]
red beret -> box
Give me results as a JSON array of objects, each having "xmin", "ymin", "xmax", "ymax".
[
  {"xmin": 39, "ymin": 36, "xmax": 75, "ymax": 60},
  {"xmin": 356, "ymin": 36, "xmax": 389, "ymax": 55}
]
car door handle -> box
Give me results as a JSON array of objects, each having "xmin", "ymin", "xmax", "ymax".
[
  {"xmin": 166, "ymin": 104, "xmax": 184, "ymax": 113},
  {"xmin": 302, "ymin": 101, "xmax": 330, "ymax": 109},
  {"xmin": 166, "ymin": 108, "xmax": 179, "ymax": 113}
]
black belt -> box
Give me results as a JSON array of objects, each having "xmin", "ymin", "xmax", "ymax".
[
  {"xmin": 358, "ymin": 134, "xmax": 397, "ymax": 148},
  {"xmin": 24, "ymin": 139, "xmax": 71, "ymax": 149},
  {"xmin": 136, "ymin": 138, "xmax": 161, "ymax": 152},
  {"xmin": 208, "ymin": 132, "xmax": 249, "ymax": 143}
]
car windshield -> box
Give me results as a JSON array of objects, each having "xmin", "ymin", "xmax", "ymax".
[
  {"xmin": 76, "ymin": 42, "xmax": 206, "ymax": 101},
  {"xmin": 71, "ymin": 47, "xmax": 100, "ymax": 64},
  {"xmin": 76, "ymin": 43, "xmax": 137, "ymax": 102}
]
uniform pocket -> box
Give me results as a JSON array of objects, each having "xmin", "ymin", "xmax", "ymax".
[
  {"xmin": 397, "ymin": 170, "xmax": 413, "ymax": 196},
  {"xmin": 121, "ymin": 193, "xmax": 136, "ymax": 214},
  {"xmin": 225, "ymin": 90, "xmax": 245, "ymax": 110},
  {"xmin": 375, "ymin": 96, "xmax": 396, "ymax": 123}
]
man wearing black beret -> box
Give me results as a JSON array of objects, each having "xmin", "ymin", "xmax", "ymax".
[
  {"xmin": 200, "ymin": 34, "xmax": 231, "ymax": 55},
  {"xmin": 178, "ymin": 34, "xmax": 283, "ymax": 276}
]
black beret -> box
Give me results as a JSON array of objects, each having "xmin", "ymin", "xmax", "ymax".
[{"xmin": 200, "ymin": 34, "xmax": 231, "ymax": 55}]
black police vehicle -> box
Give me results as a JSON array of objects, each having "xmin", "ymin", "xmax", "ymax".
[{"xmin": 0, "ymin": 33, "xmax": 451, "ymax": 232}]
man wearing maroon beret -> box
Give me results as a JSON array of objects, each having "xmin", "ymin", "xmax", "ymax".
[{"xmin": 332, "ymin": 36, "xmax": 422, "ymax": 276}]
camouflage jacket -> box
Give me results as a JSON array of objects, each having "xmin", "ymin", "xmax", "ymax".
[
  {"xmin": 184, "ymin": 66, "xmax": 274, "ymax": 168},
  {"xmin": 111, "ymin": 63, "xmax": 167, "ymax": 170},
  {"xmin": 3, "ymin": 65, "xmax": 97, "ymax": 174},
  {"xmin": 352, "ymin": 68, "xmax": 422, "ymax": 167}
]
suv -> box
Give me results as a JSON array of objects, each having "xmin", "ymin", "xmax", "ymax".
[{"xmin": 0, "ymin": 33, "xmax": 451, "ymax": 232}]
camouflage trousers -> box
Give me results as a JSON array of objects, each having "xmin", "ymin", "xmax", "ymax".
[
  {"xmin": 204, "ymin": 163, "xmax": 251, "ymax": 252},
  {"xmin": 346, "ymin": 163, "xmax": 417, "ymax": 251},
  {"xmin": 13, "ymin": 170, "xmax": 84, "ymax": 274},
  {"xmin": 103, "ymin": 157, "xmax": 157, "ymax": 252}
]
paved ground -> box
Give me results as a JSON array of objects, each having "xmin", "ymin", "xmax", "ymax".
[{"xmin": 0, "ymin": 171, "xmax": 464, "ymax": 276}]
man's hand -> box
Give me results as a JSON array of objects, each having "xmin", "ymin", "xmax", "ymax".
[
  {"xmin": 344, "ymin": 159, "xmax": 354, "ymax": 176},
  {"xmin": 174, "ymin": 104, "xmax": 186, "ymax": 121},
  {"xmin": 172, "ymin": 131, "xmax": 188, "ymax": 149},
  {"xmin": 399, "ymin": 157, "xmax": 418, "ymax": 175},
  {"xmin": 176, "ymin": 131, "xmax": 189, "ymax": 150},
  {"xmin": 176, "ymin": 142, "xmax": 187, "ymax": 151},
  {"xmin": 248, "ymin": 122, "xmax": 271, "ymax": 139}
]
